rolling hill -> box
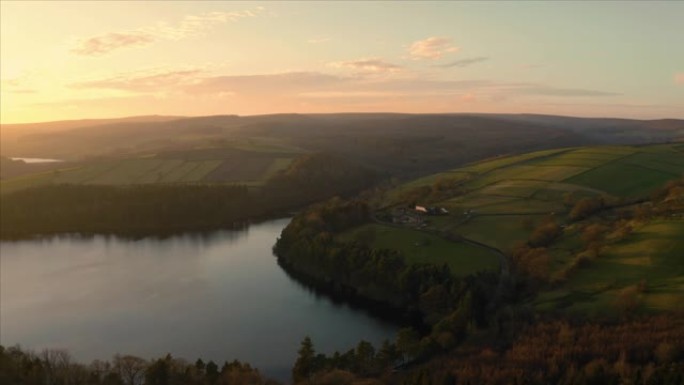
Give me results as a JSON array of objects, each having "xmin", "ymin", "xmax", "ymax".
[
  {"xmin": 338, "ymin": 143, "xmax": 684, "ymax": 315},
  {"xmin": 2, "ymin": 113, "xmax": 683, "ymax": 180}
]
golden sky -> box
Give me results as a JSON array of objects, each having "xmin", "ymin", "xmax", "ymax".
[{"xmin": 1, "ymin": 1, "xmax": 683, "ymax": 123}]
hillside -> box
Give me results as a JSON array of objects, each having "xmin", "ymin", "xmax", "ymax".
[
  {"xmin": 275, "ymin": 143, "xmax": 684, "ymax": 322},
  {"xmin": 269, "ymin": 143, "xmax": 683, "ymax": 384},
  {"xmin": 336, "ymin": 143, "xmax": 684, "ymax": 315},
  {"xmin": 0, "ymin": 145, "xmax": 308, "ymax": 195},
  {"xmin": 0, "ymin": 149, "xmax": 382, "ymax": 240},
  {"xmin": 3, "ymin": 113, "xmax": 682, "ymax": 179}
]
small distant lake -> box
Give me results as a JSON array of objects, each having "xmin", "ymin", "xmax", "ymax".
[
  {"xmin": 0, "ymin": 218, "xmax": 398, "ymax": 381},
  {"xmin": 10, "ymin": 157, "xmax": 64, "ymax": 164}
]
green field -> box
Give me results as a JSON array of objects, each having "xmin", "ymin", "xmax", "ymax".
[
  {"xmin": 566, "ymin": 163, "xmax": 678, "ymax": 197},
  {"xmin": 344, "ymin": 143, "xmax": 684, "ymax": 308},
  {"xmin": 0, "ymin": 171, "xmax": 56, "ymax": 195},
  {"xmin": 452, "ymin": 214, "xmax": 547, "ymax": 252},
  {"xmin": 535, "ymin": 220, "xmax": 684, "ymax": 315},
  {"xmin": 381, "ymin": 143, "xmax": 682, "ymax": 230},
  {"xmin": 459, "ymin": 148, "xmax": 567, "ymax": 174},
  {"xmin": 338, "ymin": 223, "xmax": 499, "ymax": 276},
  {"xmin": 477, "ymin": 180, "xmax": 550, "ymax": 198},
  {"xmin": 1, "ymin": 148, "xmax": 300, "ymax": 194}
]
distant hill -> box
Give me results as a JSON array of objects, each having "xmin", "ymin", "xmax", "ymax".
[
  {"xmin": 2, "ymin": 114, "xmax": 682, "ymax": 180},
  {"xmin": 0, "ymin": 115, "xmax": 185, "ymax": 160},
  {"xmin": 1, "ymin": 115, "xmax": 185, "ymax": 132}
]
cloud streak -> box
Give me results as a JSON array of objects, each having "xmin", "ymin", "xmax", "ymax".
[
  {"xmin": 436, "ymin": 57, "xmax": 489, "ymax": 68},
  {"xmin": 68, "ymin": 68, "xmax": 621, "ymax": 112},
  {"xmin": 71, "ymin": 8, "xmax": 263, "ymax": 56},
  {"xmin": 408, "ymin": 37, "xmax": 459, "ymax": 60},
  {"xmin": 71, "ymin": 32, "xmax": 155, "ymax": 56},
  {"xmin": 513, "ymin": 86, "xmax": 620, "ymax": 97},
  {"xmin": 1, "ymin": 78, "xmax": 38, "ymax": 95},
  {"xmin": 71, "ymin": 68, "xmax": 206, "ymax": 92},
  {"xmin": 329, "ymin": 58, "xmax": 402, "ymax": 75}
]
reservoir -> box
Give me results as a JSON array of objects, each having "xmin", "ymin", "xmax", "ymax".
[
  {"xmin": 9, "ymin": 157, "xmax": 64, "ymax": 163},
  {"xmin": 0, "ymin": 218, "xmax": 398, "ymax": 381}
]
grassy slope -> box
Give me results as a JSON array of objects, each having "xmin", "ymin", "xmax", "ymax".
[
  {"xmin": 342, "ymin": 143, "xmax": 684, "ymax": 314},
  {"xmin": 0, "ymin": 145, "xmax": 302, "ymax": 194},
  {"xmin": 536, "ymin": 220, "xmax": 684, "ymax": 315},
  {"xmin": 338, "ymin": 223, "xmax": 499, "ymax": 276},
  {"xmin": 396, "ymin": 144, "xmax": 683, "ymax": 248}
]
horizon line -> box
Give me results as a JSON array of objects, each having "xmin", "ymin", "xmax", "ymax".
[{"xmin": 3, "ymin": 111, "xmax": 683, "ymax": 126}]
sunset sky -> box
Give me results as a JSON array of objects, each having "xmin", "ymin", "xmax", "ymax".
[{"xmin": 1, "ymin": 1, "xmax": 683, "ymax": 123}]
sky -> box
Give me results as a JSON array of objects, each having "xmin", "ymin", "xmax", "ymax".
[{"xmin": 1, "ymin": 1, "xmax": 683, "ymax": 123}]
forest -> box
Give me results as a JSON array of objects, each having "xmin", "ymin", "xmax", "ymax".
[{"xmin": 0, "ymin": 153, "xmax": 379, "ymax": 239}]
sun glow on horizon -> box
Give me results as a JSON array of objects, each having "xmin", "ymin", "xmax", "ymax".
[{"xmin": 2, "ymin": 1, "xmax": 683, "ymax": 124}]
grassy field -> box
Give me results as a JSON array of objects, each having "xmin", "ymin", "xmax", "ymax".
[
  {"xmin": 535, "ymin": 220, "xmax": 684, "ymax": 315},
  {"xmin": 338, "ymin": 223, "xmax": 499, "ymax": 276},
  {"xmin": 565, "ymin": 163, "xmax": 678, "ymax": 197},
  {"xmin": 451, "ymin": 214, "xmax": 547, "ymax": 252},
  {"xmin": 343, "ymin": 143, "xmax": 684, "ymax": 294},
  {"xmin": 397, "ymin": 143, "xmax": 683, "ymax": 218},
  {"xmin": 0, "ymin": 147, "xmax": 301, "ymax": 194},
  {"xmin": 0, "ymin": 171, "xmax": 56, "ymax": 195},
  {"xmin": 459, "ymin": 148, "xmax": 568, "ymax": 174}
]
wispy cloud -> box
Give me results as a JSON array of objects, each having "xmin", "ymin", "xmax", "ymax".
[
  {"xmin": 329, "ymin": 58, "xmax": 402, "ymax": 75},
  {"xmin": 71, "ymin": 68, "xmax": 206, "ymax": 92},
  {"xmin": 7, "ymin": 89, "xmax": 37, "ymax": 94},
  {"xmin": 435, "ymin": 57, "xmax": 489, "ymax": 68},
  {"xmin": 71, "ymin": 32, "xmax": 155, "ymax": 56},
  {"xmin": 186, "ymin": 72, "xmax": 346, "ymax": 95},
  {"xmin": 71, "ymin": 8, "xmax": 264, "ymax": 56},
  {"xmin": 68, "ymin": 68, "xmax": 620, "ymax": 105},
  {"xmin": 513, "ymin": 86, "xmax": 620, "ymax": 97},
  {"xmin": 408, "ymin": 37, "xmax": 459, "ymax": 60},
  {"xmin": 676, "ymin": 73, "xmax": 684, "ymax": 85},
  {"xmin": 1, "ymin": 78, "xmax": 38, "ymax": 95}
]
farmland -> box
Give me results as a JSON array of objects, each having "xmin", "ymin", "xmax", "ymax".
[
  {"xmin": 337, "ymin": 223, "xmax": 499, "ymax": 276},
  {"xmin": 535, "ymin": 220, "xmax": 684, "ymax": 315},
  {"xmin": 338, "ymin": 143, "xmax": 684, "ymax": 314},
  {"xmin": 0, "ymin": 147, "xmax": 299, "ymax": 194}
]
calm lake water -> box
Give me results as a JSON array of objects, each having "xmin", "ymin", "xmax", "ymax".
[
  {"xmin": 10, "ymin": 157, "xmax": 64, "ymax": 163},
  {"xmin": 0, "ymin": 218, "xmax": 398, "ymax": 381}
]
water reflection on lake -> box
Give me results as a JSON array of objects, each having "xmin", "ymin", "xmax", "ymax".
[
  {"xmin": 10, "ymin": 157, "xmax": 64, "ymax": 163},
  {"xmin": 0, "ymin": 218, "xmax": 397, "ymax": 380}
]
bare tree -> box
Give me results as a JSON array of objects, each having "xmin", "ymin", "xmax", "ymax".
[
  {"xmin": 41, "ymin": 349, "xmax": 72, "ymax": 385},
  {"xmin": 114, "ymin": 354, "xmax": 147, "ymax": 385},
  {"xmin": 89, "ymin": 359, "xmax": 113, "ymax": 383}
]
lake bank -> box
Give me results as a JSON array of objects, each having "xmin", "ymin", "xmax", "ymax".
[{"xmin": 0, "ymin": 218, "xmax": 399, "ymax": 381}]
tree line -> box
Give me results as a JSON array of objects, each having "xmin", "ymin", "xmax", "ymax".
[
  {"xmin": 274, "ymin": 197, "xmax": 503, "ymax": 383},
  {"xmin": 0, "ymin": 347, "xmax": 276, "ymax": 385},
  {"xmin": 0, "ymin": 153, "xmax": 379, "ymax": 240}
]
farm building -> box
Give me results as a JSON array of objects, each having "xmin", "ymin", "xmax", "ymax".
[{"xmin": 415, "ymin": 205, "xmax": 449, "ymax": 216}]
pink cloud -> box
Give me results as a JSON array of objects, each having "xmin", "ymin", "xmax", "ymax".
[
  {"xmin": 408, "ymin": 37, "xmax": 459, "ymax": 60},
  {"xmin": 71, "ymin": 8, "xmax": 263, "ymax": 56},
  {"xmin": 71, "ymin": 32, "xmax": 155, "ymax": 56},
  {"xmin": 71, "ymin": 68, "xmax": 205, "ymax": 92},
  {"xmin": 675, "ymin": 73, "xmax": 684, "ymax": 85},
  {"xmin": 329, "ymin": 58, "xmax": 402, "ymax": 74}
]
